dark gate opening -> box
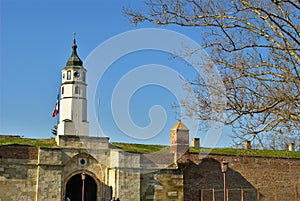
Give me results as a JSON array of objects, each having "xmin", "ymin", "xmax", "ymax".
[{"xmin": 66, "ymin": 173, "xmax": 97, "ymax": 201}]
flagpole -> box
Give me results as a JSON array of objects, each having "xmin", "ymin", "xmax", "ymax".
[
  {"xmin": 56, "ymin": 88, "xmax": 60, "ymax": 125},
  {"xmin": 97, "ymin": 94, "xmax": 100, "ymax": 137}
]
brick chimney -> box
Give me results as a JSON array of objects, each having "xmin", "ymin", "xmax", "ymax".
[
  {"xmin": 244, "ymin": 140, "xmax": 251, "ymax": 150},
  {"xmin": 288, "ymin": 143, "xmax": 295, "ymax": 152},
  {"xmin": 191, "ymin": 138, "xmax": 200, "ymax": 148}
]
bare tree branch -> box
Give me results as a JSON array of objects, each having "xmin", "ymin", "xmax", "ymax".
[{"xmin": 124, "ymin": 0, "xmax": 300, "ymax": 148}]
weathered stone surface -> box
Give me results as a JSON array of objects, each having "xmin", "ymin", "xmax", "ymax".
[{"xmin": 0, "ymin": 137, "xmax": 299, "ymax": 201}]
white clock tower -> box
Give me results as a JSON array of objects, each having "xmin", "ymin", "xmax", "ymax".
[{"xmin": 57, "ymin": 36, "xmax": 89, "ymax": 136}]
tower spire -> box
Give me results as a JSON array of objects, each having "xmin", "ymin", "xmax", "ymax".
[{"xmin": 66, "ymin": 32, "xmax": 83, "ymax": 67}]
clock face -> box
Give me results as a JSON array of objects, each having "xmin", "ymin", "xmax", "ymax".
[{"xmin": 74, "ymin": 71, "xmax": 81, "ymax": 79}]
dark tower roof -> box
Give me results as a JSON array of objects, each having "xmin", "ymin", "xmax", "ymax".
[{"xmin": 66, "ymin": 34, "xmax": 83, "ymax": 68}]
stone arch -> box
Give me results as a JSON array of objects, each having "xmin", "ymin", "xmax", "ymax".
[
  {"xmin": 63, "ymin": 152, "xmax": 107, "ymax": 182},
  {"xmin": 65, "ymin": 172, "xmax": 97, "ymax": 201},
  {"xmin": 64, "ymin": 170, "xmax": 100, "ymax": 201},
  {"xmin": 63, "ymin": 153, "xmax": 111, "ymax": 201}
]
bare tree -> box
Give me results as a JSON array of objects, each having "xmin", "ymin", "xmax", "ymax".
[
  {"xmin": 124, "ymin": 0, "xmax": 300, "ymax": 149},
  {"xmin": 51, "ymin": 124, "xmax": 57, "ymax": 136}
]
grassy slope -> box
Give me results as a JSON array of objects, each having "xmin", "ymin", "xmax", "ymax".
[
  {"xmin": 0, "ymin": 137, "xmax": 57, "ymax": 148},
  {"xmin": 0, "ymin": 137, "xmax": 299, "ymax": 158},
  {"xmin": 111, "ymin": 142, "xmax": 166, "ymax": 153},
  {"xmin": 190, "ymin": 147, "xmax": 300, "ymax": 159}
]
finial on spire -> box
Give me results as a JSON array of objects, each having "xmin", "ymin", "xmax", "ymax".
[{"xmin": 72, "ymin": 32, "xmax": 77, "ymax": 47}]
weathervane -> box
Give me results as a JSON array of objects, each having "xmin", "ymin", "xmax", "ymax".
[
  {"xmin": 172, "ymin": 104, "xmax": 182, "ymax": 121},
  {"xmin": 175, "ymin": 111, "xmax": 182, "ymax": 122}
]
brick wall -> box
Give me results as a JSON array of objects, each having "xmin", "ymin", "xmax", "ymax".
[
  {"xmin": 0, "ymin": 145, "xmax": 38, "ymax": 159},
  {"xmin": 184, "ymin": 154, "xmax": 300, "ymax": 201}
]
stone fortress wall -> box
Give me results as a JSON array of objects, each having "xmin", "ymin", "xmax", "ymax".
[{"xmin": 0, "ymin": 129, "xmax": 299, "ymax": 201}]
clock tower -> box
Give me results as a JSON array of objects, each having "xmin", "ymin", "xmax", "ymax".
[{"xmin": 57, "ymin": 36, "xmax": 89, "ymax": 136}]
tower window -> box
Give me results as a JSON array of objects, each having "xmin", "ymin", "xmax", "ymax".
[
  {"xmin": 75, "ymin": 86, "xmax": 80, "ymax": 94},
  {"xmin": 62, "ymin": 87, "xmax": 64, "ymax": 95},
  {"xmin": 82, "ymin": 72, "xmax": 85, "ymax": 82},
  {"xmin": 67, "ymin": 70, "xmax": 71, "ymax": 80}
]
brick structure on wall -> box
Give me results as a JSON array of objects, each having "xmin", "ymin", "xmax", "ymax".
[{"xmin": 170, "ymin": 121, "xmax": 190, "ymax": 163}]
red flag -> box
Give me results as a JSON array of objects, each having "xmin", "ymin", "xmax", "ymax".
[{"xmin": 52, "ymin": 94, "xmax": 60, "ymax": 117}]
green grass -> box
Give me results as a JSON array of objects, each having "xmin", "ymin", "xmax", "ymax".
[
  {"xmin": 111, "ymin": 142, "xmax": 167, "ymax": 153},
  {"xmin": 0, "ymin": 137, "xmax": 299, "ymax": 158},
  {"xmin": 0, "ymin": 137, "xmax": 57, "ymax": 148},
  {"xmin": 190, "ymin": 147, "xmax": 300, "ymax": 158}
]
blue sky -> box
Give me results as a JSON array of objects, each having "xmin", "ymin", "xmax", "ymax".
[{"xmin": 0, "ymin": 0, "xmax": 232, "ymax": 147}]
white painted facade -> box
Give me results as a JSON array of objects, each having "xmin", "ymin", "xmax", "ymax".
[{"xmin": 57, "ymin": 39, "xmax": 89, "ymax": 136}]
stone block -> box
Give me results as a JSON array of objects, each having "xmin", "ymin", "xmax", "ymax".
[
  {"xmin": 146, "ymin": 195, "xmax": 154, "ymax": 200},
  {"xmin": 167, "ymin": 191, "xmax": 178, "ymax": 197}
]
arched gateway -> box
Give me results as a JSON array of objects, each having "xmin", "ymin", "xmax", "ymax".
[{"xmin": 66, "ymin": 173, "xmax": 97, "ymax": 201}]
